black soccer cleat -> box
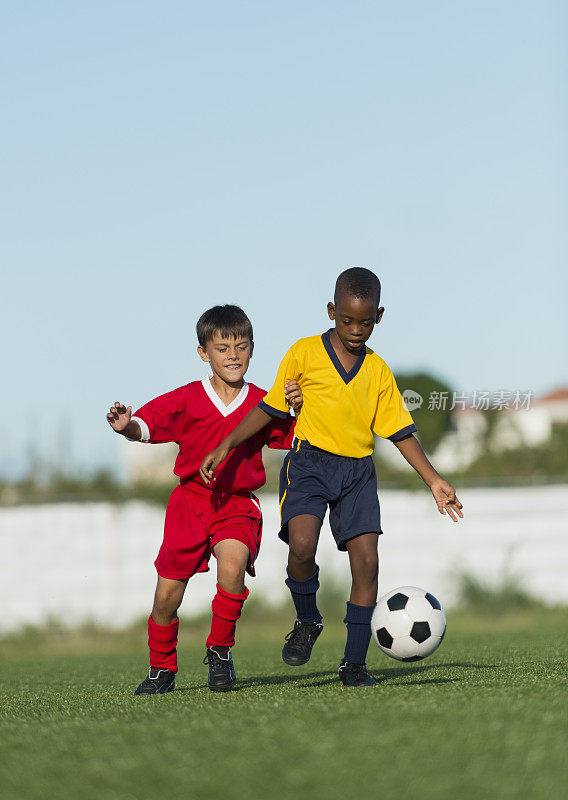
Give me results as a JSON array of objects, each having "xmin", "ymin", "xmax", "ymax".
[
  {"xmin": 134, "ymin": 667, "xmax": 176, "ymax": 695},
  {"xmin": 282, "ymin": 619, "xmax": 323, "ymax": 666},
  {"xmin": 204, "ymin": 647, "xmax": 237, "ymax": 692},
  {"xmin": 338, "ymin": 660, "xmax": 377, "ymax": 687}
]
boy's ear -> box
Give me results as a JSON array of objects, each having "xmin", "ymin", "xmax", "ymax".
[
  {"xmin": 249, "ymin": 340, "xmax": 254, "ymax": 358},
  {"xmin": 197, "ymin": 344, "xmax": 210, "ymax": 363},
  {"xmin": 376, "ymin": 306, "xmax": 385, "ymax": 324},
  {"xmin": 327, "ymin": 302, "xmax": 336, "ymax": 321}
]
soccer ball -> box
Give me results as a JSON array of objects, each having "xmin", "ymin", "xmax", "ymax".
[{"xmin": 371, "ymin": 586, "xmax": 446, "ymax": 662}]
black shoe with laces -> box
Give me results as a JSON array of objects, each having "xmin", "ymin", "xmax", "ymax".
[
  {"xmin": 282, "ymin": 619, "xmax": 323, "ymax": 666},
  {"xmin": 134, "ymin": 667, "xmax": 176, "ymax": 695},
  {"xmin": 204, "ymin": 646, "xmax": 236, "ymax": 692},
  {"xmin": 338, "ymin": 659, "xmax": 377, "ymax": 687}
]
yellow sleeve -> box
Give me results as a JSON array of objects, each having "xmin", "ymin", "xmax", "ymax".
[
  {"xmin": 258, "ymin": 344, "xmax": 300, "ymax": 419},
  {"xmin": 372, "ymin": 362, "xmax": 417, "ymax": 441}
]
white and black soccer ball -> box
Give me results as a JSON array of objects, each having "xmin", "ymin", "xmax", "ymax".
[{"xmin": 371, "ymin": 586, "xmax": 446, "ymax": 662}]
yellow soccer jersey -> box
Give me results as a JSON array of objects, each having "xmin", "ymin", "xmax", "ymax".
[{"xmin": 259, "ymin": 330, "xmax": 416, "ymax": 458}]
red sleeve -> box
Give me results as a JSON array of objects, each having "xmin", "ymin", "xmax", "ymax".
[
  {"xmin": 132, "ymin": 386, "xmax": 187, "ymax": 443},
  {"xmin": 263, "ymin": 415, "xmax": 296, "ymax": 450}
]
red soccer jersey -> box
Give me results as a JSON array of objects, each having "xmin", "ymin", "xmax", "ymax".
[{"xmin": 131, "ymin": 379, "xmax": 295, "ymax": 494}]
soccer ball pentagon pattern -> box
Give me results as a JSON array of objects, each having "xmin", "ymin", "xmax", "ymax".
[{"xmin": 371, "ymin": 586, "xmax": 446, "ymax": 662}]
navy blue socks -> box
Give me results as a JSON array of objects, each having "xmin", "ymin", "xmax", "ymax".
[
  {"xmin": 343, "ymin": 602, "xmax": 375, "ymax": 664},
  {"xmin": 285, "ymin": 571, "xmax": 376, "ymax": 663},
  {"xmin": 285, "ymin": 566, "xmax": 322, "ymax": 623}
]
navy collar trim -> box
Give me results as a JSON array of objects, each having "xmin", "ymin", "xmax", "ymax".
[{"xmin": 321, "ymin": 329, "xmax": 366, "ymax": 385}]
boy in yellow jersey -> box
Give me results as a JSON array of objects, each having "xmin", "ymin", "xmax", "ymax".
[{"xmin": 200, "ymin": 268, "xmax": 463, "ymax": 687}]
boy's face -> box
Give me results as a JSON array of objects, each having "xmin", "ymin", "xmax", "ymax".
[
  {"xmin": 327, "ymin": 293, "xmax": 384, "ymax": 353},
  {"xmin": 198, "ymin": 332, "xmax": 253, "ymax": 385}
]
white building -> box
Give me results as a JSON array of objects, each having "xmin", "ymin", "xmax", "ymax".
[
  {"xmin": 122, "ymin": 439, "xmax": 178, "ymax": 484},
  {"xmin": 492, "ymin": 388, "xmax": 568, "ymax": 451},
  {"xmin": 435, "ymin": 387, "xmax": 568, "ymax": 472}
]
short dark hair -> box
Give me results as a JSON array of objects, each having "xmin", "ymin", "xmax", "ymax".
[
  {"xmin": 334, "ymin": 267, "xmax": 381, "ymax": 306},
  {"xmin": 196, "ymin": 305, "xmax": 254, "ymax": 347}
]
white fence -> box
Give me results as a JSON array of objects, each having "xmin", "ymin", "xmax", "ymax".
[{"xmin": 1, "ymin": 486, "xmax": 566, "ymax": 632}]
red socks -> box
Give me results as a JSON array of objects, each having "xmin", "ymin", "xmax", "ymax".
[
  {"xmin": 147, "ymin": 584, "xmax": 248, "ymax": 668},
  {"xmin": 148, "ymin": 615, "xmax": 179, "ymax": 674},
  {"xmin": 206, "ymin": 583, "xmax": 249, "ymax": 648}
]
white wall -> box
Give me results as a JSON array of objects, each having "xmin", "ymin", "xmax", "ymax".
[{"xmin": 1, "ymin": 485, "xmax": 566, "ymax": 632}]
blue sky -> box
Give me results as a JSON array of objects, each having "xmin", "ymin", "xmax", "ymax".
[{"xmin": 1, "ymin": 1, "xmax": 566, "ymax": 477}]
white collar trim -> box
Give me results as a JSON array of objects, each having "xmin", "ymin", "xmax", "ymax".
[{"xmin": 201, "ymin": 376, "xmax": 249, "ymax": 417}]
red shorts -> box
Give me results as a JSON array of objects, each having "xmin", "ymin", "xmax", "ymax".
[{"xmin": 154, "ymin": 483, "xmax": 263, "ymax": 580}]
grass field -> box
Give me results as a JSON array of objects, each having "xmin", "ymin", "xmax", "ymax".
[{"xmin": 1, "ymin": 608, "xmax": 566, "ymax": 800}]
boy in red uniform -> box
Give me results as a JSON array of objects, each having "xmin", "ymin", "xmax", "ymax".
[{"xmin": 106, "ymin": 305, "xmax": 301, "ymax": 693}]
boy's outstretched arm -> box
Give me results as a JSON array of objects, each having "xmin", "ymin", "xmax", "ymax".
[
  {"xmin": 106, "ymin": 402, "xmax": 141, "ymax": 440},
  {"xmin": 393, "ymin": 435, "xmax": 464, "ymax": 522},
  {"xmin": 199, "ymin": 380, "xmax": 304, "ymax": 485},
  {"xmin": 200, "ymin": 406, "xmax": 273, "ymax": 484},
  {"xmin": 200, "ymin": 379, "xmax": 303, "ymax": 485}
]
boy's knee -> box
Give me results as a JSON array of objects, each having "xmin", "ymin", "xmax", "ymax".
[
  {"xmin": 352, "ymin": 551, "xmax": 378, "ymax": 583},
  {"xmin": 154, "ymin": 586, "xmax": 181, "ymax": 615},
  {"xmin": 289, "ymin": 536, "xmax": 317, "ymax": 565},
  {"xmin": 218, "ymin": 558, "xmax": 246, "ymax": 585}
]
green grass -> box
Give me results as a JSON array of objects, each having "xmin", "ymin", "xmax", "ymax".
[{"xmin": 1, "ymin": 610, "xmax": 566, "ymax": 800}]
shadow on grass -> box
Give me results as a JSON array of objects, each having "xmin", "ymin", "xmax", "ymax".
[
  {"xmin": 402, "ymin": 678, "xmax": 461, "ymax": 686},
  {"xmin": 174, "ymin": 661, "xmax": 498, "ymax": 692},
  {"xmin": 378, "ymin": 661, "xmax": 499, "ymax": 685},
  {"xmin": 175, "ymin": 670, "xmax": 336, "ymax": 692}
]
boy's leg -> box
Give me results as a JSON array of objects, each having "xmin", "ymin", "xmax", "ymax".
[
  {"xmin": 346, "ymin": 532, "xmax": 378, "ymax": 607},
  {"xmin": 148, "ymin": 576, "xmax": 187, "ymax": 672},
  {"xmin": 208, "ymin": 539, "xmax": 250, "ymax": 648},
  {"xmin": 152, "ymin": 575, "xmax": 188, "ymax": 624},
  {"xmin": 339, "ymin": 533, "xmax": 378, "ymax": 686},
  {"xmin": 286, "ymin": 513, "xmax": 322, "ymax": 620},
  {"xmin": 287, "ymin": 513, "xmax": 321, "ymax": 580},
  {"xmin": 135, "ymin": 576, "xmax": 187, "ymax": 695},
  {"xmin": 205, "ymin": 539, "xmax": 250, "ymax": 692},
  {"xmin": 282, "ymin": 514, "xmax": 324, "ymax": 666}
]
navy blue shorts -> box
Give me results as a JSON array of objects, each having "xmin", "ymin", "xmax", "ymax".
[{"xmin": 278, "ymin": 440, "xmax": 382, "ymax": 551}]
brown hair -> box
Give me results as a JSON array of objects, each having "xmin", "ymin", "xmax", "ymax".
[{"xmin": 196, "ymin": 305, "xmax": 254, "ymax": 347}]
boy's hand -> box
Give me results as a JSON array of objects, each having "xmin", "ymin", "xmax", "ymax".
[
  {"xmin": 107, "ymin": 402, "xmax": 132, "ymax": 432},
  {"xmin": 285, "ymin": 380, "xmax": 303, "ymax": 412},
  {"xmin": 430, "ymin": 478, "xmax": 463, "ymax": 522},
  {"xmin": 200, "ymin": 445, "xmax": 229, "ymax": 485}
]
